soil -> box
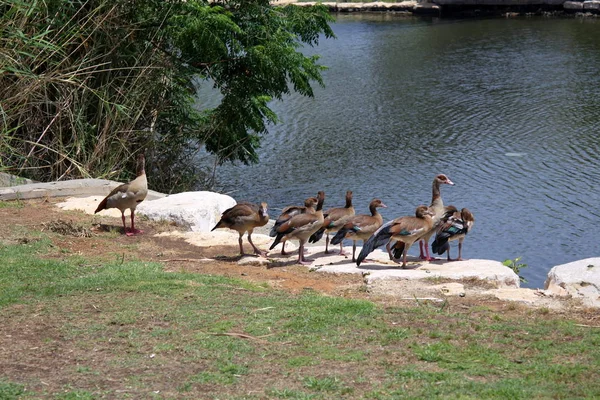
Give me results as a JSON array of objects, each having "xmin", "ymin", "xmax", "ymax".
[{"xmin": 1, "ymin": 198, "xmax": 369, "ymax": 298}]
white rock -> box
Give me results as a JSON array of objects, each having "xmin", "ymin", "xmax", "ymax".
[
  {"xmin": 544, "ymin": 258, "xmax": 600, "ymax": 307},
  {"xmin": 137, "ymin": 191, "xmax": 236, "ymax": 232},
  {"xmin": 299, "ymin": 247, "xmax": 520, "ymax": 288},
  {"xmin": 57, "ymin": 195, "xmax": 124, "ymax": 218},
  {"xmin": 155, "ymin": 230, "xmax": 277, "ymax": 250},
  {"xmin": 583, "ymin": 0, "xmax": 600, "ymax": 10},
  {"xmin": 564, "ymin": 1, "xmax": 584, "ymax": 9}
]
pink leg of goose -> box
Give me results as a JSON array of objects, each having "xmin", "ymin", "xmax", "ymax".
[{"xmin": 126, "ymin": 210, "xmax": 143, "ymax": 236}]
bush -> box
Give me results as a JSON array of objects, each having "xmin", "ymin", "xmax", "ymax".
[{"xmin": 0, "ymin": 0, "xmax": 334, "ymax": 193}]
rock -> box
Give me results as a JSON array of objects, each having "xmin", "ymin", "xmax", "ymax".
[
  {"xmin": 289, "ymin": 247, "xmax": 520, "ymax": 290},
  {"xmin": 237, "ymin": 256, "xmax": 271, "ymax": 267},
  {"xmin": 137, "ymin": 192, "xmax": 236, "ymax": 232},
  {"xmin": 413, "ymin": 2, "xmax": 441, "ymax": 14},
  {"xmin": 481, "ymin": 288, "xmax": 566, "ymax": 309},
  {"xmin": 583, "ymin": 0, "xmax": 600, "ymax": 10},
  {"xmin": 0, "ymin": 172, "xmax": 36, "ymax": 187},
  {"xmin": 1, "ymin": 178, "xmax": 165, "ymax": 202},
  {"xmin": 155, "ymin": 230, "xmax": 277, "ymax": 251},
  {"xmin": 564, "ymin": 1, "xmax": 585, "ymax": 10},
  {"xmin": 544, "ymin": 258, "xmax": 600, "ymax": 307},
  {"xmin": 57, "ymin": 195, "xmax": 125, "ymax": 218}
]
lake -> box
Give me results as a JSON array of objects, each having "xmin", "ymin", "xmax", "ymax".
[{"xmin": 210, "ymin": 14, "xmax": 600, "ymax": 288}]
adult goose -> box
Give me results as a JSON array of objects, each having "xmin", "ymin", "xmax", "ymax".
[
  {"xmin": 431, "ymin": 207, "xmax": 475, "ymax": 261},
  {"xmin": 330, "ymin": 198, "xmax": 387, "ymax": 262},
  {"xmin": 211, "ymin": 202, "xmax": 269, "ymax": 256},
  {"xmin": 270, "ymin": 191, "xmax": 325, "ymax": 265},
  {"xmin": 418, "ymin": 174, "xmax": 455, "ymax": 261},
  {"xmin": 270, "ymin": 197, "xmax": 318, "ymax": 255},
  {"xmin": 357, "ymin": 205, "xmax": 434, "ymax": 269},
  {"xmin": 309, "ymin": 190, "xmax": 355, "ymax": 255},
  {"xmin": 94, "ymin": 153, "xmax": 148, "ymax": 236}
]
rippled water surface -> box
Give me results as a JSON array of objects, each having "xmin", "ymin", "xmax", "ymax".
[{"xmin": 210, "ymin": 15, "xmax": 600, "ymax": 287}]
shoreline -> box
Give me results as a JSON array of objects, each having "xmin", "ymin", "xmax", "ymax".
[
  {"xmin": 2, "ymin": 178, "xmax": 598, "ymax": 309},
  {"xmin": 273, "ymin": 1, "xmax": 600, "ymax": 17}
]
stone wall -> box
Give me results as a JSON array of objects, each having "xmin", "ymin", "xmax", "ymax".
[{"xmin": 277, "ymin": 0, "xmax": 600, "ymax": 16}]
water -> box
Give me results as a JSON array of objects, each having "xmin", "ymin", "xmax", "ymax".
[{"xmin": 207, "ymin": 15, "xmax": 600, "ymax": 288}]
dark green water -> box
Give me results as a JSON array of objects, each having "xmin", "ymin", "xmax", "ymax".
[{"xmin": 214, "ymin": 15, "xmax": 600, "ymax": 287}]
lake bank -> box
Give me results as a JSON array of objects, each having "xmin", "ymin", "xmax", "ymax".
[
  {"xmin": 274, "ymin": 0, "xmax": 600, "ymax": 17},
  {"xmin": 2, "ymin": 177, "xmax": 599, "ymax": 309}
]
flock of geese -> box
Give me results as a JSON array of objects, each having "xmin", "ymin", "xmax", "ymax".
[
  {"xmin": 211, "ymin": 174, "xmax": 475, "ymax": 268},
  {"xmin": 92, "ymin": 154, "xmax": 474, "ymax": 269}
]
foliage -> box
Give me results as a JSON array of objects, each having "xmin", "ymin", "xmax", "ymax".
[
  {"xmin": 0, "ymin": 0, "xmax": 334, "ymax": 192},
  {"xmin": 503, "ymin": 256, "xmax": 528, "ymax": 283},
  {"xmin": 0, "ymin": 380, "xmax": 25, "ymax": 399}
]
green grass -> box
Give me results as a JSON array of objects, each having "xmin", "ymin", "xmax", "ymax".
[
  {"xmin": 0, "ymin": 380, "xmax": 25, "ymax": 399},
  {"xmin": 1, "ymin": 239, "xmax": 600, "ymax": 399},
  {"xmin": 0, "ymin": 200, "xmax": 24, "ymax": 209}
]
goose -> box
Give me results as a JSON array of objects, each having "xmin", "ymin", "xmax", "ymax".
[
  {"xmin": 94, "ymin": 153, "xmax": 148, "ymax": 236},
  {"xmin": 330, "ymin": 198, "xmax": 387, "ymax": 262},
  {"xmin": 211, "ymin": 202, "xmax": 269, "ymax": 256},
  {"xmin": 418, "ymin": 174, "xmax": 455, "ymax": 261},
  {"xmin": 431, "ymin": 207, "xmax": 475, "ymax": 261},
  {"xmin": 357, "ymin": 205, "xmax": 434, "ymax": 269},
  {"xmin": 270, "ymin": 191, "xmax": 325, "ymax": 265},
  {"xmin": 270, "ymin": 197, "xmax": 318, "ymax": 255},
  {"xmin": 309, "ymin": 190, "xmax": 355, "ymax": 255}
]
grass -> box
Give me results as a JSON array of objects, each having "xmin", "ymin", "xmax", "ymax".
[
  {"xmin": 1, "ymin": 236, "xmax": 600, "ymax": 398},
  {"xmin": 0, "ymin": 200, "xmax": 24, "ymax": 209}
]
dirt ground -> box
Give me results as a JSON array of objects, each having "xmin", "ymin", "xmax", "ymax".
[{"xmin": 1, "ymin": 198, "xmax": 372, "ymax": 298}]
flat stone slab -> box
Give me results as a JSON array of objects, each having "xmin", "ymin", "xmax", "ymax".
[
  {"xmin": 155, "ymin": 230, "xmax": 286, "ymax": 251},
  {"xmin": 1, "ymin": 178, "xmax": 165, "ymax": 202},
  {"xmin": 481, "ymin": 288, "xmax": 567, "ymax": 309},
  {"xmin": 57, "ymin": 195, "xmax": 125, "ymax": 219},
  {"xmin": 306, "ymin": 248, "xmax": 520, "ymax": 288}
]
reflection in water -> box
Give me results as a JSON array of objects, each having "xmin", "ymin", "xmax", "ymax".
[{"xmin": 207, "ymin": 15, "xmax": 600, "ymax": 287}]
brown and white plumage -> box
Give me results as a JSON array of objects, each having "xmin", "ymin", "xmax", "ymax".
[
  {"xmin": 270, "ymin": 191, "xmax": 325, "ymax": 265},
  {"xmin": 357, "ymin": 205, "xmax": 434, "ymax": 268},
  {"xmin": 94, "ymin": 153, "xmax": 148, "ymax": 236},
  {"xmin": 330, "ymin": 198, "xmax": 387, "ymax": 262},
  {"xmin": 431, "ymin": 207, "xmax": 475, "ymax": 261},
  {"xmin": 417, "ymin": 174, "xmax": 455, "ymax": 261},
  {"xmin": 270, "ymin": 197, "xmax": 318, "ymax": 255},
  {"xmin": 211, "ymin": 202, "xmax": 269, "ymax": 256},
  {"xmin": 309, "ymin": 190, "xmax": 355, "ymax": 255}
]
